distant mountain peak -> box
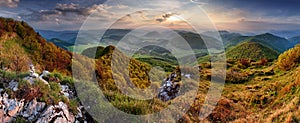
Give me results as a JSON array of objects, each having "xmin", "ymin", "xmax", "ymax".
[{"xmin": 144, "ymin": 31, "xmax": 162, "ymax": 37}]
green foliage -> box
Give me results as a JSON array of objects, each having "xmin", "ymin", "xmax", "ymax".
[
  {"xmin": 13, "ymin": 116, "xmax": 29, "ymax": 123},
  {"xmin": 68, "ymin": 98, "xmax": 79, "ymax": 114},
  {"xmin": 17, "ymin": 80, "xmax": 69, "ymax": 105},
  {"xmin": 227, "ymin": 41, "xmax": 280, "ymax": 61},
  {"xmin": 277, "ymin": 44, "xmax": 300, "ymax": 71},
  {"xmin": 81, "ymin": 46, "xmax": 105, "ymax": 59},
  {"xmin": 226, "ymin": 33, "xmax": 291, "ymax": 52}
]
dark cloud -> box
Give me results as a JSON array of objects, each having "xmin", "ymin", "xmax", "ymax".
[
  {"xmin": 20, "ymin": 3, "xmax": 113, "ymax": 23},
  {"xmin": 207, "ymin": 0, "xmax": 300, "ymax": 17},
  {"xmin": 55, "ymin": 3, "xmax": 90, "ymax": 16},
  {"xmin": 0, "ymin": 0, "xmax": 19, "ymax": 8},
  {"xmin": 156, "ymin": 13, "xmax": 177, "ymax": 23}
]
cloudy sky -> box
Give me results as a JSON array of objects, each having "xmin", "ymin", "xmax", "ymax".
[{"xmin": 1, "ymin": 0, "xmax": 300, "ymax": 32}]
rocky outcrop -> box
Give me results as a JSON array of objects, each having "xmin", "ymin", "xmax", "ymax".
[
  {"xmin": 0, "ymin": 88, "xmax": 84, "ymax": 123},
  {"xmin": 0, "ymin": 93, "xmax": 24, "ymax": 122},
  {"xmin": 23, "ymin": 64, "xmax": 49, "ymax": 85},
  {"xmin": 0, "ymin": 65, "xmax": 88, "ymax": 122},
  {"xmin": 157, "ymin": 73, "xmax": 181, "ymax": 101},
  {"xmin": 7, "ymin": 81, "xmax": 18, "ymax": 92},
  {"xmin": 21, "ymin": 99, "xmax": 46, "ymax": 121},
  {"xmin": 36, "ymin": 102, "xmax": 75, "ymax": 123}
]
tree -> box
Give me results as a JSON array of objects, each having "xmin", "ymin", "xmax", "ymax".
[
  {"xmin": 277, "ymin": 44, "xmax": 300, "ymax": 71},
  {"xmin": 0, "ymin": 40, "xmax": 30, "ymax": 77}
]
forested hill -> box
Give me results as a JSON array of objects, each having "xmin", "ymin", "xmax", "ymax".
[{"xmin": 0, "ymin": 17, "xmax": 72, "ymax": 74}]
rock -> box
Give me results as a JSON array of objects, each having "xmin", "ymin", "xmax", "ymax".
[
  {"xmin": 57, "ymin": 102, "xmax": 75, "ymax": 122},
  {"xmin": 21, "ymin": 98, "xmax": 46, "ymax": 121},
  {"xmin": 0, "ymin": 109, "xmax": 5, "ymax": 118},
  {"xmin": 60, "ymin": 85, "xmax": 73, "ymax": 98},
  {"xmin": 8, "ymin": 80, "xmax": 18, "ymax": 91},
  {"xmin": 184, "ymin": 74, "xmax": 191, "ymax": 79},
  {"xmin": 36, "ymin": 105, "xmax": 60, "ymax": 123},
  {"xmin": 37, "ymin": 102, "xmax": 75, "ymax": 123},
  {"xmin": 1, "ymin": 116, "xmax": 14, "ymax": 123},
  {"xmin": 39, "ymin": 70, "xmax": 50, "ymax": 85},
  {"xmin": 75, "ymin": 107, "xmax": 83, "ymax": 119},
  {"xmin": 54, "ymin": 116, "xmax": 68, "ymax": 123},
  {"xmin": 7, "ymin": 99, "xmax": 22, "ymax": 117},
  {"xmin": 23, "ymin": 76, "xmax": 35, "ymax": 85},
  {"xmin": 158, "ymin": 72, "xmax": 181, "ymax": 101}
]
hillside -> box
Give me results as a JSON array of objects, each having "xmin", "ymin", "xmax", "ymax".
[
  {"xmin": 226, "ymin": 40, "xmax": 280, "ymax": 60},
  {"xmin": 175, "ymin": 31, "xmax": 222, "ymax": 50},
  {"xmin": 225, "ymin": 33, "xmax": 292, "ymax": 52},
  {"xmin": 37, "ymin": 30, "xmax": 78, "ymax": 44},
  {"xmin": 0, "ymin": 17, "xmax": 72, "ymax": 74},
  {"xmin": 252, "ymin": 33, "xmax": 291, "ymax": 52},
  {"xmin": 202, "ymin": 30, "xmax": 242, "ymax": 43},
  {"xmin": 48, "ymin": 38, "xmax": 74, "ymax": 50},
  {"xmin": 288, "ymin": 35, "xmax": 300, "ymax": 45}
]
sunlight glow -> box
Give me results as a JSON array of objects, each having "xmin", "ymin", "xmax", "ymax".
[{"xmin": 167, "ymin": 16, "xmax": 181, "ymax": 22}]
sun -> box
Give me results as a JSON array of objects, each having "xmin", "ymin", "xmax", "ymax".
[{"xmin": 167, "ymin": 16, "xmax": 181, "ymax": 22}]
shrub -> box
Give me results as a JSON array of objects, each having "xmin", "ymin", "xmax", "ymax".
[
  {"xmin": 238, "ymin": 58, "xmax": 251, "ymax": 68},
  {"xmin": 226, "ymin": 70, "xmax": 249, "ymax": 84},
  {"xmin": 61, "ymin": 76, "xmax": 75, "ymax": 88},
  {"xmin": 259, "ymin": 58, "xmax": 269, "ymax": 66},
  {"xmin": 277, "ymin": 44, "xmax": 300, "ymax": 71},
  {"xmin": 68, "ymin": 98, "xmax": 79, "ymax": 114},
  {"xmin": 200, "ymin": 62, "xmax": 212, "ymax": 69}
]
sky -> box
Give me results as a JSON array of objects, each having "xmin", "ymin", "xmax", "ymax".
[{"xmin": 1, "ymin": 0, "xmax": 300, "ymax": 33}]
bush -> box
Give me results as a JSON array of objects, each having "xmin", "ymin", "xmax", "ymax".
[
  {"xmin": 277, "ymin": 44, "xmax": 300, "ymax": 71},
  {"xmin": 238, "ymin": 58, "xmax": 251, "ymax": 68},
  {"xmin": 226, "ymin": 70, "xmax": 249, "ymax": 84},
  {"xmin": 259, "ymin": 58, "xmax": 269, "ymax": 66},
  {"xmin": 68, "ymin": 98, "xmax": 79, "ymax": 114},
  {"xmin": 17, "ymin": 80, "xmax": 68, "ymax": 105}
]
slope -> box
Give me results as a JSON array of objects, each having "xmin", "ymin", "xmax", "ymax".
[
  {"xmin": 288, "ymin": 35, "xmax": 300, "ymax": 45},
  {"xmin": 0, "ymin": 17, "xmax": 72, "ymax": 74},
  {"xmin": 226, "ymin": 40, "xmax": 280, "ymax": 60},
  {"xmin": 225, "ymin": 33, "xmax": 292, "ymax": 52}
]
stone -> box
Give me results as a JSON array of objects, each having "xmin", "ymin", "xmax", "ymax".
[
  {"xmin": 158, "ymin": 73, "xmax": 181, "ymax": 101},
  {"xmin": 60, "ymin": 85, "xmax": 72, "ymax": 98},
  {"xmin": 54, "ymin": 116, "xmax": 68, "ymax": 123},
  {"xmin": 0, "ymin": 109, "xmax": 5, "ymax": 118},
  {"xmin": 7, "ymin": 99, "xmax": 20, "ymax": 116},
  {"xmin": 21, "ymin": 99, "xmax": 46, "ymax": 121},
  {"xmin": 1, "ymin": 116, "xmax": 14, "ymax": 123},
  {"xmin": 8, "ymin": 81, "xmax": 18, "ymax": 91},
  {"xmin": 36, "ymin": 102, "xmax": 75, "ymax": 123},
  {"xmin": 58, "ymin": 102, "xmax": 75, "ymax": 122}
]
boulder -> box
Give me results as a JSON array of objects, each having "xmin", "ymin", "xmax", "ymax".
[
  {"xmin": 36, "ymin": 102, "xmax": 75, "ymax": 123},
  {"xmin": 21, "ymin": 98, "xmax": 46, "ymax": 121},
  {"xmin": 57, "ymin": 102, "xmax": 75, "ymax": 122},
  {"xmin": 7, "ymin": 99, "xmax": 21, "ymax": 117}
]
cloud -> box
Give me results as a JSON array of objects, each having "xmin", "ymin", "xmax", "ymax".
[
  {"xmin": 54, "ymin": 3, "xmax": 114, "ymax": 16},
  {"xmin": 216, "ymin": 19, "xmax": 300, "ymax": 32},
  {"xmin": 0, "ymin": 0, "xmax": 19, "ymax": 8},
  {"xmin": 155, "ymin": 13, "xmax": 177, "ymax": 23},
  {"xmin": 20, "ymin": 3, "xmax": 117, "ymax": 22}
]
